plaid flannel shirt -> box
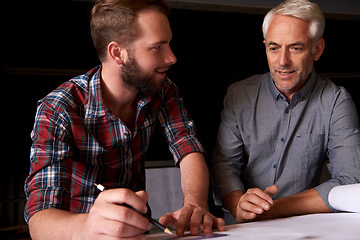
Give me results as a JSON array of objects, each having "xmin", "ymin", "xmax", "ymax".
[{"xmin": 24, "ymin": 66, "xmax": 204, "ymax": 223}]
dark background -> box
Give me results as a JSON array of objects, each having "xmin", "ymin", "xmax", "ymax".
[{"xmin": 2, "ymin": 0, "xmax": 359, "ymax": 235}]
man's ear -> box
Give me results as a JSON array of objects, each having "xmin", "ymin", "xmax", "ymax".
[
  {"xmin": 107, "ymin": 41, "xmax": 129, "ymax": 65},
  {"xmin": 314, "ymin": 38, "xmax": 325, "ymax": 61}
]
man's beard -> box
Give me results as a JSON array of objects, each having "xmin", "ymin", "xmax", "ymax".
[
  {"xmin": 121, "ymin": 57, "xmax": 165, "ymax": 95},
  {"xmin": 270, "ymin": 67, "xmax": 309, "ymax": 91}
]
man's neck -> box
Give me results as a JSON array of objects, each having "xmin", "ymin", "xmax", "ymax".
[{"xmin": 100, "ymin": 64, "xmax": 139, "ymax": 128}]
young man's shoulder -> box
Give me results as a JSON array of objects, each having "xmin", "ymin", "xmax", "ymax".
[{"xmin": 39, "ymin": 66, "xmax": 100, "ymax": 113}]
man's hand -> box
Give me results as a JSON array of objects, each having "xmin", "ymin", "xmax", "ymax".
[
  {"xmin": 79, "ymin": 189, "xmax": 152, "ymax": 239},
  {"xmin": 28, "ymin": 189, "xmax": 152, "ymax": 240},
  {"xmin": 226, "ymin": 185, "xmax": 279, "ymax": 223},
  {"xmin": 159, "ymin": 203, "xmax": 225, "ymax": 236}
]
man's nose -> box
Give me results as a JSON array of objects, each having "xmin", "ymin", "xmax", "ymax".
[
  {"xmin": 165, "ymin": 47, "xmax": 177, "ymax": 66},
  {"xmin": 278, "ymin": 49, "xmax": 290, "ymax": 67}
]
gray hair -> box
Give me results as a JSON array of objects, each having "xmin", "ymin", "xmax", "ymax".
[{"xmin": 262, "ymin": 0, "xmax": 325, "ymax": 42}]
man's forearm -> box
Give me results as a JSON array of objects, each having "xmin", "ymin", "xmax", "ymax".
[
  {"xmin": 260, "ymin": 188, "xmax": 332, "ymax": 220},
  {"xmin": 179, "ymin": 152, "xmax": 209, "ymax": 208},
  {"xmin": 29, "ymin": 209, "xmax": 85, "ymax": 240}
]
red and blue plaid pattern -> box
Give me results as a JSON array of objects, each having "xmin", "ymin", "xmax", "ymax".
[{"xmin": 24, "ymin": 66, "xmax": 204, "ymax": 222}]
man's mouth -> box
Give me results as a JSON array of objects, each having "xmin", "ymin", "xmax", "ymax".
[
  {"xmin": 278, "ymin": 70, "xmax": 295, "ymax": 75},
  {"xmin": 155, "ymin": 67, "xmax": 171, "ymax": 77},
  {"xmin": 156, "ymin": 67, "xmax": 170, "ymax": 73},
  {"xmin": 276, "ymin": 69, "xmax": 296, "ymax": 77}
]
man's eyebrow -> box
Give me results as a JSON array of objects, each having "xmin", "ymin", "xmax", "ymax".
[
  {"xmin": 289, "ymin": 41, "xmax": 305, "ymax": 47},
  {"xmin": 150, "ymin": 40, "xmax": 169, "ymax": 46},
  {"xmin": 267, "ymin": 41, "xmax": 305, "ymax": 47}
]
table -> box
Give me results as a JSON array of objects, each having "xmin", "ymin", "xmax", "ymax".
[{"xmin": 146, "ymin": 213, "xmax": 360, "ymax": 240}]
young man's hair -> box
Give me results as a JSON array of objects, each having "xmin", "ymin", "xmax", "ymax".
[{"xmin": 90, "ymin": 0, "xmax": 170, "ymax": 62}]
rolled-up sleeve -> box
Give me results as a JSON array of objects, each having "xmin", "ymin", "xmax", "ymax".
[
  {"xmin": 210, "ymin": 85, "xmax": 246, "ymax": 206},
  {"xmin": 24, "ymin": 102, "xmax": 72, "ymax": 223},
  {"xmin": 158, "ymin": 79, "xmax": 205, "ymax": 165},
  {"xmin": 315, "ymin": 87, "xmax": 360, "ymax": 211}
]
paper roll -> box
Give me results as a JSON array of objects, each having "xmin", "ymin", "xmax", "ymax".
[{"xmin": 328, "ymin": 183, "xmax": 360, "ymax": 213}]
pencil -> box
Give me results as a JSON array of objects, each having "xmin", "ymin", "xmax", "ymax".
[{"xmin": 94, "ymin": 183, "xmax": 172, "ymax": 235}]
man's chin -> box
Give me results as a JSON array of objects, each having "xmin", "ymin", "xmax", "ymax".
[{"xmin": 273, "ymin": 78, "xmax": 300, "ymax": 91}]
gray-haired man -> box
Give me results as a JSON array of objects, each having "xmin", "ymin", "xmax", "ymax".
[{"xmin": 211, "ymin": 0, "xmax": 360, "ymax": 223}]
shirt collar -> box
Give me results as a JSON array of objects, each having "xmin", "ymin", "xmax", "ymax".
[
  {"xmin": 85, "ymin": 66, "xmax": 106, "ymax": 118},
  {"xmin": 84, "ymin": 65, "xmax": 154, "ymax": 119},
  {"xmin": 268, "ymin": 70, "xmax": 317, "ymax": 103}
]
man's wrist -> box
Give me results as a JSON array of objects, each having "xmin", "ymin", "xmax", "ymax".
[
  {"xmin": 224, "ymin": 190, "xmax": 243, "ymax": 217},
  {"xmin": 183, "ymin": 197, "xmax": 207, "ymax": 210}
]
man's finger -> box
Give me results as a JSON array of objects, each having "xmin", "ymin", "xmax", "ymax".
[
  {"xmin": 100, "ymin": 218, "xmax": 149, "ymax": 238},
  {"xmin": 211, "ymin": 216, "xmax": 226, "ymax": 232},
  {"xmin": 99, "ymin": 189, "xmax": 148, "ymax": 214},
  {"xmin": 175, "ymin": 206, "xmax": 193, "ymax": 236},
  {"xmin": 247, "ymin": 188, "xmax": 274, "ymax": 205},
  {"xmin": 239, "ymin": 199, "xmax": 265, "ymax": 215},
  {"xmin": 264, "ymin": 185, "xmax": 279, "ymax": 196},
  {"xmin": 241, "ymin": 192, "xmax": 272, "ymax": 211},
  {"xmin": 189, "ymin": 207, "xmax": 203, "ymax": 235},
  {"xmin": 92, "ymin": 203, "xmax": 151, "ymax": 231},
  {"xmin": 236, "ymin": 206, "xmax": 257, "ymax": 221}
]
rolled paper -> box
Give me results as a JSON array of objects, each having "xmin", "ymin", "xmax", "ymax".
[{"xmin": 328, "ymin": 183, "xmax": 360, "ymax": 213}]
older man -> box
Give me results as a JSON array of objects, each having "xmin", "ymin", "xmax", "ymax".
[{"xmin": 211, "ymin": 0, "xmax": 360, "ymax": 223}]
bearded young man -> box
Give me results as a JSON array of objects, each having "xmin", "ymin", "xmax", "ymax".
[{"xmin": 24, "ymin": 0, "xmax": 225, "ymax": 239}]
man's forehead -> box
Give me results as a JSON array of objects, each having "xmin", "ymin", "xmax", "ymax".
[
  {"xmin": 266, "ymin": 14, "xmax": 311, "ymax": 44},
  {"xmin": 135, "ymin": 9, "xmax": 172, "ymax": 43}
]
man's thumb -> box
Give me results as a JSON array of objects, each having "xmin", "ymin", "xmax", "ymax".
[{"xmin": 264, "ymin": 185, "xmax": 279, "ymax": 196}]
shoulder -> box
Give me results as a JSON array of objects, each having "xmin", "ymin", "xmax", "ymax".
[
  {"xmin": 39, "ymin": 67, "xmax": 99, "ymax": 114},
  {"xmin": 310, "ymin": 75, "xmax": 358, "ymax": 123},
  {"xmin": 313, "ymin": 75, "xmax": 353, "ymax": 104},
  {"xmin": 227, "ymin": 73, "xmax": 269, "ymax": 97},
  {"xmin": 228, "ymin": 73, "xmax": 268, "ymax": 90},
  {"xmin": 159, "ymin": 77, "xmax": 182, "ymax": 102},
  {"xmin": 225, "ymin": 73, "xmax": 269, "ymax": 103}
]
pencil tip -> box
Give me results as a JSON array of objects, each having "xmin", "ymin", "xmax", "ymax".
[
  {"xmin": 164, "ymin": 228, "xmax": 173, "ymax": 235},
  {"xmin": 94, "ymin": 183, "xmax": 105, "ymax": 191}
]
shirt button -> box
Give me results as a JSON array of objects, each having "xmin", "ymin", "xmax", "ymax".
[
  {"xmin": 285, "ymin": 109, "xmax": 289, "ymax": 114},
  {"xmin": 273, "ymin": 164, "xmax": 277, "ymax": 169},
  {"xmin": 280, "ymin": 138, "xmax": 285, "ymax": 142}
]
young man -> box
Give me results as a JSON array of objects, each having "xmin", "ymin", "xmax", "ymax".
[
  {"xmin": 211, "ymin": 0, "xmax": 360, "ymax": 223},
  {"xmin": 24, "ymin": 0, "xmax": 225, "ymax": 238}
]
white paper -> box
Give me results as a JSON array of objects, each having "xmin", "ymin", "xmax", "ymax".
[
  {"xmin": 146, "ymin": 213, "xmax": 360, "ymax": 240},
  {"xmin": 329, "ymin": 183, "xmax": 360, "ymax": 213}
]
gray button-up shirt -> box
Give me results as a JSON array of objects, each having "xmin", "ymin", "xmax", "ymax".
[{"xmin": 210, "ymin": 71, "xmax": 360, "ymax": 211}]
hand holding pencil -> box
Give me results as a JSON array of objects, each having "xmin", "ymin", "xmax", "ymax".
[
  {"xmin": 95, "ymin": 184, "xmax": 172, "ymax": 235},
  {"xmin": 80, "ymin": 185, "xmax": 160, "ymax": 239}
]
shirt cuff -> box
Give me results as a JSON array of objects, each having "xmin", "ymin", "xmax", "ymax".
[
  {"xmin": 169, "ymin": 135, "xmax": 205, "ymax": 166},
  {"xmin": 315, "ymin": 180, "xmax": 340, "ymax": 212}
]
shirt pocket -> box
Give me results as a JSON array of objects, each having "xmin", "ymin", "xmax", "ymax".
[{"xmin": 288, "ymin": 133, "xmax": 326, "ymax": 170}]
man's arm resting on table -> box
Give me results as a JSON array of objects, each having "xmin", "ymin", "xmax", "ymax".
[
  {"xmin": 224, "ymin": 187, "xmax": 332, "ymax": 223},
  {"xmin": 260, "ymin": 188, "xmax": 332, "ymax": 220},
  {"xmin": 159, "ymin": 152, "xmax": 225, "ymax": 236}
]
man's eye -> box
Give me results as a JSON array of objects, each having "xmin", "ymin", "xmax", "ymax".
[
  {"xmin": 290, "ymin": 47, "xmax": 302, "ymax": 52},
  {"xmin": 152, "ymin": 45, "xmax": 161, "ymax": 50},
  {"xmin": 269, "ymin": 47, "xmax": 280, "ymax": 52}
]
